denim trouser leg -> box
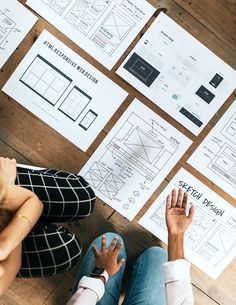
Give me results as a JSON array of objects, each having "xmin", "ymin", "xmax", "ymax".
[
  {"xmin": 123, "ymin": 246, "xmax": 167, "ymax": 305},
  {"xmin": 71, "ymin": 232, "xmax": 126, "ymax": 305}
]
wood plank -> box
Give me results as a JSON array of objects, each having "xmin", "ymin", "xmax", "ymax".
[
  {"xmin": 0, "ymin": 275, "xmax": 64, "ymax": 305},
  {"xmin": 173, "ymin": 0, "xmax": 236, "ymax": 51},
  {"xmin": 0, "ymin": 140, "xmax": 31, "ymax": 164}
]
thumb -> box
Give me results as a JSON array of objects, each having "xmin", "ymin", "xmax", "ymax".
[{"xmin": 117, "ymin": 258, "xmax": 125, "ymax": 269}]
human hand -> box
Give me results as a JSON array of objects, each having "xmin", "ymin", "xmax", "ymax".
[
  {"xmin": 0, "ymin": 157, "xmax": 17, "ymax": 187},
  {"xmin": 92, "ymin": 235, "xmax": 125, "ymax": 276},
  {"xmin": 166, "ymin": 188, "xmax": 195, "ymax": 235}
]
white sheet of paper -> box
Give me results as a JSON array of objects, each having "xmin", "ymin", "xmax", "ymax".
[
  {"xmin": 0, "ymin": 0, "xmax": 38, "ymax": 68},
  {"xmin": 17, "ymin": 164, "xmax": 45, "ymax": 170},
  {"xmin": 117, "ymin": 12, "xmax": 236, "ymax": 135},
  {"xmin": 2, "ymin": 30, "xmax": 128, "ymax": 151},
  {"xmin": 139, "ymin": 168, "xmax": 236, "ymax": 279},
  {"xmin": 188, "ymin": 100, "xmax": 236, "ymax": 199},
  {"xmin": 79, "ymin": 99, "xmax": 192, "ymax": 220},
  {"xmin": 26, "ymin": 0, "xmax": 155, "ymax": 70}
]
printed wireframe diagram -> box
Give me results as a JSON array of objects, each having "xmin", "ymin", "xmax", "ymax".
[
  {"xmin": 90, "ymin": 7, "xmax": 135, "ymax": 55},
  {"xmin": 0, "ymin": 9, "xmax": 17, "ymax": 49},
  {"xmin": 150, "ymin": 197, "xmax": 216, "ymax": 250},
  {"xmin": 20, "ymin": 55, "xmax": 72, "ymax": 105},
  {"xmin": 41, "ymin": 0, "xmax": 73, "ymax": 15},
  {"xmin": 59, "ymin": 86, "xmax": 92, "ymax": 121},
  {"xmin": 207, "ymin": 112, "xmax": 236, "ymax": 189},
  {"xmin": 83, "ymin": 112, "xmax": 179, "ymax": 200},
  {"xmin": 79, "ymin": 109, "xmax": 98, "ymax": 130},
  {"xmin": 64, "ymin": 0, "xmax": 110, "ymax": 35}
]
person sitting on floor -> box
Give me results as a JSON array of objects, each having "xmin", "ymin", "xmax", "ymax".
[
  {"xmin": 0, "ymin": 157, "xmax": 96, "ymax": 296},
  {"xmin": 67, "ymin": 188, "xmax": 195, "ymax": 305}
]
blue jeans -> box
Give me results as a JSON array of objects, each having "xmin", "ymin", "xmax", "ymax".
[{"xmin": 71, "ymin": 233, "xmax": 167, "ymax": 305}]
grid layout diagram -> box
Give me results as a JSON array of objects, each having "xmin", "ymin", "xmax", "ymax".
[
  {"xmin": 0, "ymin": 9, "xmax": 16, "ymax": 46},
  {"xmin": 20, "ymin": 55, "xmax": 72, "ymax": 105},
  {"xmin": 84, "ymin": 161, "xmax": 125, "ymax": 200},
  {"xmin": 41, "ymin": 0, "xmax": 73, "ymax": 15},
  {"xmin": 59, "ymin": 86, "xmax": 92, "ymax": 121},
  {"xmin": 79, "ymin": 110, "xmax": 98, "ymax": 130}
]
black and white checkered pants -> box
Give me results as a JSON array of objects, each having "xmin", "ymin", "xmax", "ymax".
[{"xmin": 15, "ymin": 167, "xmax": 96, "ymax": 278}]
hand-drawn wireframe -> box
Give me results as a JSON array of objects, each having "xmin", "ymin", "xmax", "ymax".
[
  {"xmin": 80, "ymin": 99, "xmax": 192, "ymax": 220},
  {"xmin": 42, "ymin": 0, "xmax": 73, "ymax": 15},
  {"xmin": 64, "ymin": 0, "xmax": 109, "ymax": 35},
  {"xmin": 20, "ymin": 55, "xmax": 72, "ymax": 106},
  {"xmin": 139, "ymin": 168, "xmax": 236, "ymax": 279},
  {"xmin": 26, "ymin": 0, "xmax": 155, "ymax": 69},
  {"xmin": 150, "ymin": 197, "xmax": 216, "ymax": 250},
  {"xmin": 0, "ymin": 9, "xmax": 16, "ymax": 47},
  {"xmin": 79, "ymin": 109, "xmax": 98, "ymax": 130},
  {"xmin": 0, "ymin": 0, "xmax": 37, "ymax": 68},
  {"xmin": 188, "ymin": 100, "xmax": 236, "ymax": 198},
  {"xmin": 90, "ymin": 7, "xmax": 134, "ymax": 56},
  {"xmin": 197, "ymin": 225, "xmax": 236, "ymax": 266},
  {"xmin": 59, "ymin": 86, "xmax": 92, "ymax": 121}
]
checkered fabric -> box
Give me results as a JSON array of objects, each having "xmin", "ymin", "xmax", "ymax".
[{"xmin": 15, "ymin": 167, "xmax": 96, "ymax": 278}]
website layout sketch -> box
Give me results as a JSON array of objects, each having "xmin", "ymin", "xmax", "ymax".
[
  {"xmin": 2, "ymin": 30, "xmax": 128, "ymax": 152},
  {"xmin": 117, "ymin": 12, "xmax": 236, "ymax": 135},
  {"xmin": 139, "ymin": 168, "xmax": 236, "ymax": 279},
  {"xmin": 188, "ymin": 100, "xmax": 236, "ymax": 198},
  {"xmin": 0, "ymin": 0, "xmax": 37, "ymax": 68},
  {"xmin": 20, "ymin": 55, "xmax": 72, "ymax": 106},
  {"xmin": 80, "ymin": 99, "xmax": 192, "ymax": 220},
  {"xmin": 26, "ymin": 0, "xmax": 155, "ymax": 69}
]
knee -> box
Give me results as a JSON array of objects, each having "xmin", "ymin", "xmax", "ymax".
[
  {"xmin": 92, "ymin": 232, "xmax": 126, "ymax": 257},
  {"xmin": 142, "ymin": 246, "xmax": 167, "ymax": 263}
]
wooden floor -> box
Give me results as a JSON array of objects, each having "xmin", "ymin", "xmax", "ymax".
[{"xmin": 0, "ymin": 0, "xmax": 236, "ymax": 304}]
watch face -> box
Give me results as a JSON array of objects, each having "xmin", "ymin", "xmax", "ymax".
[{"xmin": 92, "ymin": 267, "xmax": 105, "ymax": 275}]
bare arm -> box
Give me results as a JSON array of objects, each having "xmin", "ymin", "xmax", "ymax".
[
  {"xmin": 0, "ymin": 157, "xmax": 43, "ymax": 260},
  {"xmin": 0, "ymin": 244, "xmax": 22, "ymax": 296},
  {"xmin": 166, "ymin": 188, "xmax": 194, "ymax": 261},
  {"xmin": 0, "ymin": 184, "xmax": 43, "ymax": 261}
]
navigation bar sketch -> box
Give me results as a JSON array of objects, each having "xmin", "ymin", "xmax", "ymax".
[
  {"xmin": 139, "ymin": 168, "xmax": 236, "ymax": 279},
  {"xmin": 26, "ymin": 0, "xmax": 155, "ymax": 69},
  {"xmin": 2, "ymin": 30, "xmax": 128, "ymax": 152},
  {"xmin": 0, "ymin": 0, "xmax": 38, "ymax": 68},
  {"xmin": 188, "ymin": 100, "xmax": 236, "ymax": 198},
  {"xmin": 117, "ymin": 12, "xmax": 236, "ymax": 135},
  {"xmin": 80, "ymin": 99, "xmax": 192, "ymax": 220}
]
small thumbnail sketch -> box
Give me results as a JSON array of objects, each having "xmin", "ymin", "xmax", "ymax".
[
  {"xmin": 207, "ymin": 143, "xmax": 236, "ymax": 188},
  {"xmin": 91, "ymin": 7, "xmax": 135, "ymax": 55},
  {"xmin": 150, "ymin": 197, "xmax": 216, "ymax": 250},
  {"xmin": 64, "ymin": 0, "xmax": 110, "ymax": 35},
  {"xmin": 20, "ymin": 55, "xmax": 72, "ymax": 105},
  {"xmin": 221, "ymin": 111, "xmax": 236, "ymax": 145},
  {"xmin": 197, "ymin": 225, "xmax": 236, "ymax": 266},
  {"xmin": 0, "ymin": 9, "xmax": 17, "ymax": 48},
  {"xmin": 84, "ymin": 161, "xmax": 125, "ymax": 199},
  {"xmin": 59, "ymin": 86, "xmax": 91, "ymax": 121},
  {"xmin": 79, "ymin": 109, "xmax": 98, "ymax": 130},
  {"xmin": 41, "ymin": 0, "xmax": 73, "ymax": 15}
]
